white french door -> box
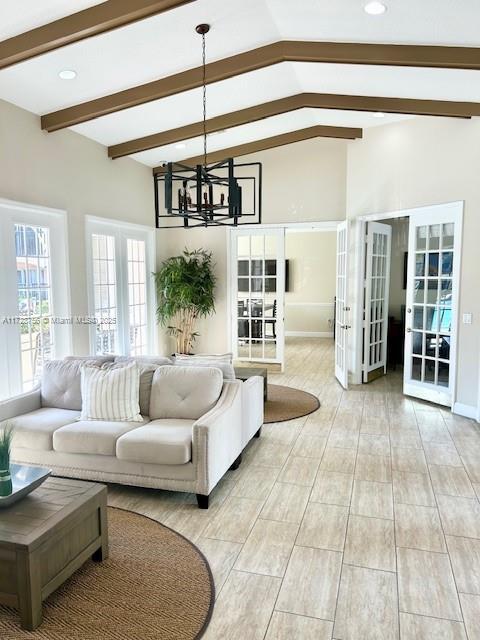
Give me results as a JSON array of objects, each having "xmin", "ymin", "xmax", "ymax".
[
  {"xmin": 404, "ymin": 204, "xmax": 463, "ymax": 406},
  {"xmin": 86, "ymin": 217, "xmax": 156, "ymax": 357},
  {"xmin": 230, "ymin": 228, "xmax": 285, "ymax": 367},
  {"xmin": 363, "ymin": 222, "xmax": 392, "ymax": 382},
  {"xmin": 335, "ymin": 221, "xmax": 349, "ymax": 389}
]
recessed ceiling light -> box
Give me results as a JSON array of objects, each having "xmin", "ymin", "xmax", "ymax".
[
  {"xmin": 373, "ymin": 111, "xmax": 385, "ymax": 118},
  {"xmin": 364, "ymin": 1, "xmax": 387, "ymax": 15},
  {"xmin": 175, "ymin": 143, "xmax": 186, "ymax": 149},
  {"xmin": 58, "ymin": 69, "xmax": 77, "ymax": 80}
]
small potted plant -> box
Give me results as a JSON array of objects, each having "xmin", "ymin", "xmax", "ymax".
[{"xmin": 0, "ymin": 423, "xmax": 14, "ymax": 497}]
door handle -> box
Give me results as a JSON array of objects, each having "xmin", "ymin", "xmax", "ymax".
[{"xmin": 406, "ymin": 308, "xmax": 412, "ymax": 314}]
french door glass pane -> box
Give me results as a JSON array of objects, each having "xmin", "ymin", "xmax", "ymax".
[
  {"xmin": 364, "ymin": 225, "xmax": 390, "ymax": 375},
  {"xmin": 15, "ymin": 224, "xmax": 54, "ymax": 390},
  {"xmin": 92, "ymin": 234, "xmax": 117, "ymax": 354},
  {"xmin": 236, "ymin": 234, "xmax": 279, "ymax": 361},
  {"xmin": 409, "ymin": 220, "xmax": 455, "ymax": 388},
  {"xmin": 442, "ymin": 224, "xmax": 454, "ymax": 249},
  {"xmin": 127, "ymin": 239, "xmax": 148, "ymax": 356},
  {"xmin": 442, "ymin": 252, "xmax": 453, "ymax": 276}
]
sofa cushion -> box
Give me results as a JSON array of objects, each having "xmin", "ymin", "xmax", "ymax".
[
  {"xmin": 10, "ymin": 408, "xmax": 80, "ymax": 451},
  {"xmin": 116, "ymin": 419, "xmax": 194, "ymax": 465},
  {"xmin": 65, "ymin": 355, "xmax": 115, "ymax": 364},
  {"xmin": 114, "ymin": 356, "xmax": 172, "ymax": 366},
  {"xmin": 149, "ymin": 365, "xmax": 223, "ymax": 421},
  {"xmin": 53, "ymin": 416, "xmax": 149, "ymax": 456},
  {"xmin": 41, "ymin": 360, "xmax": 83, "ymax": 411},
  {"xmin": 174, "ymin": 353, "xmax": 235, "ymax": 380}
]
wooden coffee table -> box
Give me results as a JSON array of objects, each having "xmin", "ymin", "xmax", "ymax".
[{"xmin": 0, "ymin": 476, "xmax": 108, "ymax": 630}]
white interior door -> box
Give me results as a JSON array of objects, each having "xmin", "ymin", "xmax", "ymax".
[
  {"xmin": 404, "ymin": 204, "xmax": 463, "ymax": 406},
  {"xmin": 335, "ymin": 221, "xmax": 349, "ymax": 389},
  {"xmin": 231, "ymin": 228, "xmax": 285, "ymax": 367},
  {"xmin": 363, "ymin": 222, "xmax": 392, "ymax": 382}
]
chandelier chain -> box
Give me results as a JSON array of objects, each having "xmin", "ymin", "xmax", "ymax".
[{"xmin": 202, "ymin": 32, "xmax": 207, "ymax": 169}]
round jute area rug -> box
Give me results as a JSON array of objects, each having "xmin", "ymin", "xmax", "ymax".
[
  {"xmin": 264, "ymin": 384, "xmax": 320, "ymax": 423},
  {"xmin": 0, "ymin": 508, "xmax": 214, "ymax": 640}
]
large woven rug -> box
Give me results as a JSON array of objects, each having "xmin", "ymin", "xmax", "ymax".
[
  {"xmin": 264, "ymin": 384, "xmax": 320, "ymax": 423},
  {"xmin": 0, "ymin": 508, "xmax": 214, "ymax": 640}
]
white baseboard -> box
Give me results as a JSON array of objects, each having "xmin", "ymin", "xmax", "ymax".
[
  {"xmin": 452, "ymin": 402, "xmax": 478, "ymax": 421},
  {"xmin": 285, "ymin": 331, "xmax": 334, "ymax": 338}
]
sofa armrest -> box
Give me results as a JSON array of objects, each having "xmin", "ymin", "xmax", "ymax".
[
  {"xmin": 238, "ymin": 376, "xmax": 264, "ymax": 447},
  {"xmin": 0, "ymin": 385, "xmax": 41, "ymax": 422},
  {"xmin": 192, "ymin": 380, "xmax": 243, "ymax": 495}
]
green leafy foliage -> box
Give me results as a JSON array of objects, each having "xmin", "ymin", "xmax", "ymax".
[
  {"xmin": 0, "ymin": 422, "xmax": 14, "ymax": 470},
  {"xmin": 153, "ymin": 249, "xmax": 216, "ymax": 353}
]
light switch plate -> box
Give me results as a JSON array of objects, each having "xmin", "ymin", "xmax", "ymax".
[{"xmin": 462, "ymin": 313, "xmax": 472, "ymax": 324}]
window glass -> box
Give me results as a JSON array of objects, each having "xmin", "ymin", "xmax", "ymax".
[
  {"xmin": 15, "ymin": 224, "xmax": 54, "ymax": 390},
  {"xmin": 92, "ymin": 234, "xmax": 117, "ymax": 354},
  {"xmin": 127, "ymin": 239, "xmax": 148, "ymax": 356}
]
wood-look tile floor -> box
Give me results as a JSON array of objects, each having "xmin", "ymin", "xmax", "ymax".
[{"xmin": 108, "ymin": 338, "xmax": 480, "ymax": 640}]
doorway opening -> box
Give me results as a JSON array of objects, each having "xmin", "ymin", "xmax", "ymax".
[
  {"xmin": 284, "ymin": 228, "xmax": 336, "ymax": 375},
  {"xmin": 229, "ymin": 222, "xmax": 339, "ymax": 374},
  {"xmin": 355, "ymin": 201, "xmax": 463, "ymax": 409}
]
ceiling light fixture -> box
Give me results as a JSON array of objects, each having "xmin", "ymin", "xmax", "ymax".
[
  {"xmin": 373, "ymin": 111, "xmax": 386, "ymax": 118},
  {"xmin": 58, "ymin": 69, "xmax": 77, "ymax": 80},
  {"xmin": 175, "ymin": 143, "xmax": 187, "ymax": 149},
  {"xmin": 364, "ymin": 1, "xmax": 387, "ymax": 15},
  {"xmin": 154, "ymin": 24, "xmax": 262, "ymax": 229}
]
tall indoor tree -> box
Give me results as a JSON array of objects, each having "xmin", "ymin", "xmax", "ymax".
[{"xmin": 154, "ymin": 249, "xmax": 216, "ymax": 354}]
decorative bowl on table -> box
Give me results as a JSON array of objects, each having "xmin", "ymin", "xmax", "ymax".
[{"xmin": 0, "ymin": 464, "xmax": 51, "ymax": 508}]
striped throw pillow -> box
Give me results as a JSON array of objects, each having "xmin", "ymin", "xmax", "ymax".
[{"xmin": 80, "ymin": 362, "xmax": 143, "ymax": 422}]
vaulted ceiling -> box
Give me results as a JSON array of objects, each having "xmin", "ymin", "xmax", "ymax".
[{"xmin": 1, "ymin": 0, "xmax": 479, "ymax": 171}]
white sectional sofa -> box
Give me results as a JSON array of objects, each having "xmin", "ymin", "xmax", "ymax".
[{"xmin": 0, "ymin": 356, "xmax": 264, "ymax": 509}]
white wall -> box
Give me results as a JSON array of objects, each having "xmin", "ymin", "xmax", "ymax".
[
  {"xmin": 0, "ymin": 99, "xmax": 155, "ymax": 355},
  {"xmin": 157, "ymin": 136, "xmax": 349, "ymax": 354},
  {"xmin": 285, "ymin": 231, "xmax": 336, "ymax": 334},
  {"xmin": 346, "ymin": 117, "xmax": 480, "ymax": 410}
]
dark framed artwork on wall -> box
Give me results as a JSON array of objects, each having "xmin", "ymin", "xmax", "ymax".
[{"xmin": 403, "ymin": 252, "xmax": 408, "ymax": 289}]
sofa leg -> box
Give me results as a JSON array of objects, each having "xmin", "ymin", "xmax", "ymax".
[
  {"xmin": 196, "ymin": 494, "xmax": 209, "ymax": 509},
  {"xmin": 254, "ymin": 426, "xmax": 262, "ymax": 438},
  {"xmin": 229, "ymin": 453, "xmax": 242, "ymax": 471}
]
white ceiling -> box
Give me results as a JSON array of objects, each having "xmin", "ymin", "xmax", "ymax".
[
  {"xmin": 131, "ymin": 108, "xmax": 411, "ymax": 167},
  {"xmin": 0, "ymin": 0, "xmax": 479, "ymax": 167}
]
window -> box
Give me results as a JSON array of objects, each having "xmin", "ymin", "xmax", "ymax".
[
  {"xmin": 127, "ymin": 239, "xmax": 148, "ymax": 355},
  {"xmin": 0, "ymin": 200, "xmax": 70, "ymax": 399},
  {"xmin": 15, "ymin": 224, "xmax": 54, "ymax": 390},
  {"xmin": 86, "ymin": 218, "xmax": 155, "ymax": 356},
  {"xmin": 92, "ymin": 234, "xmax": 117, "ymax": 354}
]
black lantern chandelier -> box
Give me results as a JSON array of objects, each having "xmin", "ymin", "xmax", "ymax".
[{"xmin": 154, "ymin": 24, "xmax": 262, "ymax": 228}]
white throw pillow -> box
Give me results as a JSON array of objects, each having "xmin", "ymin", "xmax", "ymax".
[
  {"xmin": 80, "ymin": 362, "xmax": 143, "ymax": 422},
  {"xmin": 174, "ymin": 353, "xmax": 235, "ymax": 380}
]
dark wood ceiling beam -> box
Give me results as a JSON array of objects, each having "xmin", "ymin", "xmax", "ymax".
[
  {"xmin": 110, "ymin": 92, "xmax": 477, "ymax": 159},
  {"xmin": 109, "ymin": 95, "xmax": 305, "ymax": 158},
  {"xmin": 0, "ymin": 0, "xmax": 195, "ymax": 70},
  {"xmin": 42, "ymin": 40, "xmax": 480, "ymax": 132},
  {"xmin": 152, "ymin": 125, "xmax": 363, "ymax": 174}
]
